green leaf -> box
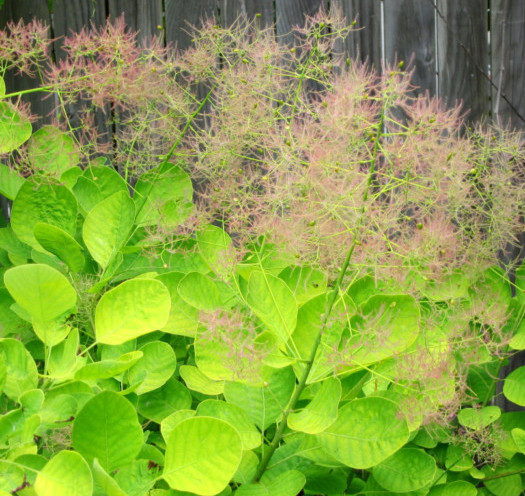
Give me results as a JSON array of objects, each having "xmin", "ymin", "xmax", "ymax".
[
  {"xmin": 0, "ymin": 101, "xmax": 32, "ymax": 153},
  {"xmin": 127, "ymin": 340, "xmax": 177, "ymax": 394},
  {"xmin": 428, "ymin": 480, "xmax": 478, "ymax": 496},
  {"xmin": 33, "ymin": 222, "xmax": 85, "ymax": 272},
  {"xmin": 72, "ymin": 391, "xmax": 143, "ymax": 472},
  {"xmin": 27, "ymin": 125, "xmax": 79, "ymax": 176},
  {"xmin": 73, "ymin": 165, "xmax": 128, "ymax": 215},
  {"xmin": 260, "ymin": 470, "xmax": 306, "ymax": 496},
  {"xmin": 288, "ymin": 377, "xmax": 341, "ymax": 434},
  {"xmin": 177, "ymin": 272, "xmax": 226, "ymax": 312},
  {"xmin": 373, "ymin": 448, "xmax": 436, "ymax": 492},
  {"xmin": 11, "ymin": 180, "xmax": 77, "ymax": 251},
  {"xmin": 246, "ymin": 270, "xmax": 297, "ymax": 345},
  {"xmin": 134, "ymin": 162, "xmax": 193, "ymax": 228},
  {"xmin": 343, "ymin": 294, "xmax": 420, "ymax": 373},
  {"xmin": 4, "ymin": 264, "xmax": 77, "ymax": 345},
  {"xmin": 92, "ymin": 458, "xmax": 128, "ymax": 496},
  {"xmin": 457, "ymin": 406, "xmax": 501, "ymax": 430},
  {"xmin": 161, "ymin": 410, "xmax": 196, "ymax": 443},
  {"xmin": 35, "ymin": 450, "xmax": 93, "ymax": 496},
  {"xmin": 196, "ymin": 224, "xmax": 233, "ymax": 277},
  {"xmin": 196, "ymin": 399, "xmax": 261, "ymax": 450},
  {"xmin": 233, "ymin": 450, "xmax": 259, "ymax": 485},
  {"xmin": 278, "ymin": 265, "xmax": 327, "ymax": 306},
  {"xmin": 224, "ymin": 366, "xmax": 296, "ymax": 430},
  {"xmin": 445, "ymin": 444, "xmax": 473, "ymax": 472},
  {"xmin": 163, "ymin": 417, "xmax": 242, "ymax": 496},
  {"xmin": 511, "ymin": 427, "xmax": 525, "ymax": 454},
  {"xmin": 179, "ymin": 365, "xmax": 225, "ymax": 395},
  {"xmin": 95, "ymin": 278, "xmax": 171, "ymax": 345},
  {"xmin": 75, "ymin": 350, "xmax": 143, "ymax": 381},
  {"xmin": 0, "ymin": 338, "xmax": 38, "ymax": 400},
  {"xmin": 503, "ymin": 365, "xmax": 525, "ymax": 406},
  {"xmin": 83, "ymin": 190, "xmax": 135, "ymax": 269},
  {"xmin": 157, "ymin": 272, "xmax": 199, "ymax": 337},
  {"xmin": 113, "ymin": 459, "xmax": 159, "ymax": 496},
  {"xmin": 0, "ymin": 163, "xmax": 24, "ymax": 200},
  {"xmin": 318, "ymin": 397, "xmax": 409, "ymax": 469},
  {"xmin": 137, "ymin": 377, "xmax": 192, "ymax": 423}
]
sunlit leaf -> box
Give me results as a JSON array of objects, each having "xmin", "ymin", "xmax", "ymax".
[
  {"xmin": 82, "ymin": 190, "xmax": 135, "ymax": 269},
  {"xmin": 35, "ymin": 450, "xmax": 92, "ymax": 496},
  {"xmin": 246, "ymin": 270, "xmax": 297, "ymax": 345},
  {"xmin": 0, "ymin": 338, "xmax": 38, "ymax": 401},
  {"xmin": 127, "ymin": 340, "xmax": 176, "ymax": 394},
  {"xmin": 11, "ymin": 181, "xmax": 77, "ymax": 251},
  {"xmin": 95, "ymin": 278, "xmax": 170, "ymax": 345},
  {"xmin": 27, "ymin": 125, "xmax": 79, "ymax": 176},
  {"xmin": 318, "ymin": 397, "xmax": 409, "ymax": 469},
  {"xmin": 0, "ymin": 101, "xmax": 32, "ymax": 154},
  {"xmin": 288, "ymin": 377, "xmax": 340, "ymax": 434},
  {"xmin": 373, "ymin": 448, "xmax": 436, "ymax": 492},
  {"xmin": 163, "ymin": 417, "xmax": 242, "ymax": 496},
  {"xmin": 72, "ymin": 391, "xmax": 143, "ymax": 472}
]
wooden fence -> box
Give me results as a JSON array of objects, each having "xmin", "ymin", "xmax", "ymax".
[
  {"xmin": 1, "ymin": 0, "xmax": 525, "ymax": 410},
  {"xmin": 1, "ymin": 0, "xmax": 525, "ymax": 130}
]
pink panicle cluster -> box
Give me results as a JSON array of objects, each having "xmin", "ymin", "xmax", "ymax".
[{"xmin": 2, "ymin": 11, "xmax": 524, "ymax": 287}]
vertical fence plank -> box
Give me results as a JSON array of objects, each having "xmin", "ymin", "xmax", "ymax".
[
  {"xmin": 165, "ymin": 0, "xmax": 217, "ymax": 51},
  {"xmin": 332, "ymin": 0, "xmax": 382, "ymax": 70},
  {"xmin": 52, "ymin": 0, "xmax": 107, "ymax": 59},
  {"xmin": 491, "ymin": 0, "xmax": 525, "ymax": 129},
  {"xmin": 436, "ymin": 0, "xmax": 488, "ymax": 123},
  {"xmin": 384, "ymin": 0, "xmax": 436, "ymax": 96},
  {"xmin": 108, "ymin": 0, "xmax": 163, "ymax": 43},
  {"xmin": 219, "ymin": 0, "xmax": 274, "ymax": 28},
  {"xmin": 0, "ymin": 0, "xmax": 53, "ymax": 127},
  {"xmin": 276, "ymin": 0, "xmax": 327, "ymax": 41}
]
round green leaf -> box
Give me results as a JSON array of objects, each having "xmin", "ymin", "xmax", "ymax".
[
  {"xmin": 0, "ymin": 101, "xmax": 32, "ymax": 153},
  {"xmin": 178, "ymin": 272, "xmax": 225, "ymax": 312},
  {"xmin": 179, "ymin": 365, "xmax": 225, "ymax": 395},
  {"xmin": 457, "ymin": 406, "xmax": 501, "ymax": 430},
  {"xmin": 196, "ymin": 224, "xmax": 233, "ymax": 276},
  {"xmin": 163, "ymin": 417, "xmax": 242, "ymax": 496},
  {"xmin": 223, "ymin": 366, "xmax": 296, "ymax": 430},
  {"xmin": 95, "ymin": 278, "xmax": 171, "ymax": 345},
  {"xmin": 73, "ymin": 165, "xmax": 128, "ymax": 215},
  {"xmin": 0, "ymin": 163, "xmax": 25, "ymax": 200},
  {"xmin": 343, "ymin": 294, "xmax": 420, "ymax": 373},
  {"xmin": 511, "ymin": 427, "xmax": 525, "ymax": 454},
  {"xmin": 504, "ymin": 366, "xmax": 525, "ymax": 406},
  {"xmin": 127, "ymin": 340, "xmax": 176, "ymax": 394},
  {"xmin": 82, "ymin": 190, "xmax": 135, "ymax": 269},
  {"xmin": 0, "ymin": 338, "xmax": 38, "ymax": 400},
  {"xmin": 428, "ymin": 480, "xmax": 477, "ymax": 496},
  {"xmin": 4, "ymin": 264, "xmax": 77, "ymax": 345},
  {"xmin": 134, "ymin": 162, "xmax": 193, "ymax": 228},
  {"xmin": 11, "ymin": 181, "xmax": 77, "ymax": 250},
  {"xmin": 318, "ymin": 397, "xmax": 409, "ymax": 469},
  {"xmin": 33, "ymin": 222, "xmax": 85, "ymax": 272},
  {"xmin": 72, "ymin": 391, "xmax": 143, "ymax": 472},
  {"xmin": 278, "ymin": 265, "xmax": 327, "ymax": 306},
  {"xmin": 197, "ymin": 399, "xmax": 261, "ymax": 450},
  {"xmin": 246, "ymin": 270, "xmax": 297, "ymax": 345},
  {"xmin": 157, "ymin": 272, "xmax": 199, "ymax": 337},
  {"xmin": 445, "ymin": 444, "xmax": 473, "ymax": 472},
  {"xmin": 161, "ymin": 410, "xmax": 196, "ymax": 443},
  {"xmin": 288, "ymin": 377, "xmax": 341, "ymax": 434},
  {"xmin": 75, "ymin": 350, "xmax": 143, "ymax": 381},
  {"xmin": 137, "ymin": 377, "xmax": 192, "ymax": 423},
  {"xmin": 27, "ymin": 125, "xmax": 79, "ymax": 176},
  {"xmin": 373, "ymin": 448, "xmax": 436, "ymax": 492},
  {"xmin": 35, "ymin": 450, "xmax": 92, "ymax": 496},
  {"xmin": 91, "ymin": 458, "xmax": 127, "ymax": 496}
]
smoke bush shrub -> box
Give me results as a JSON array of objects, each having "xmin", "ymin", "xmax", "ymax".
[{"xmin": 1, "ymin": 9, "xmax": 525, "ymax": 496}]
